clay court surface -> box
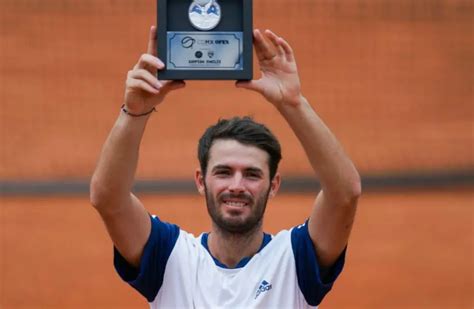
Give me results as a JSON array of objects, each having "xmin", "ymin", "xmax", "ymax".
[
  {"xmin": 1, "ymin": 189, "xmax": 472, "ymax": 308},
  {"xmin": 1, "ymin": 1, "xmax": 472, "ymax": 179}
]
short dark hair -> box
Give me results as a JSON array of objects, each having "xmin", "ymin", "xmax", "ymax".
[{"xmin": 198, "ymin": 116, "xmax": 282, "ymax": 180}]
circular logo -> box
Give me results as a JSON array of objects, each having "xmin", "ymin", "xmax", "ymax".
[
  {"xmin": 181, "ymin": 36, "xmax": 195, "ymax": 48},
  {"xmin": 195, "ymin": 51, "xmax": 203, "ymax": 58},
  {"xmin": 188, "ymin": 0, "xmax": 221, "ymax": 31}
]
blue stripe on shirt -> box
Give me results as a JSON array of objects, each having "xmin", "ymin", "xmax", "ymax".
[
  {"xmin": 291, "ymin": 221, "xmax": 346, "ymax": 306},
  {"xmin": 114, "ymin": 215, "xmax": 180, "ymax": 302}
]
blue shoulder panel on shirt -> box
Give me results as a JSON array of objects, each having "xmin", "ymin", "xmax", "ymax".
[
  {"xmin": 291, "ymin": 221, "xmax": 346, "ymax": 306},
  {"xmin": 114, "ymin": 215, "xmax": 180, "ymax": 302}
]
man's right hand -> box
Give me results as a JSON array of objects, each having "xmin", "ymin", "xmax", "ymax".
[{"xmin": 124, "ymin": 26, "xmax": 185, "ymax": 115}]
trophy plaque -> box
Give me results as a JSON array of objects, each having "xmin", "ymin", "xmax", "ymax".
[{"xmin": 157, "ymin": 0, "xmax": 253, "ymax": 80}]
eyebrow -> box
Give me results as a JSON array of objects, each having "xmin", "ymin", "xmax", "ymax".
[
  {"xmin": 211, "ymin": 165, "xmax": 231, "ymax": 172},
  {"xmin": 245, "ymin": 167, "xmax": 264, "ymax": 175},
  {"xmin": 211, "ymin": 165, "xmax": 264, "ymax": 175}
]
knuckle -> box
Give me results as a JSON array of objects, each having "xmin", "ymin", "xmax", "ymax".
[
  {"xmin": 140, "ymin": 53, "xmax": 149, "ymax": 62},
  {"xmin": 138, "ymin": 80, "xmax": 148, "ymax": 89}
]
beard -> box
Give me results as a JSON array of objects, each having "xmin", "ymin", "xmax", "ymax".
[{"xmin": 204, "ymin": 185, "xmax": 271, "ymax": 235}]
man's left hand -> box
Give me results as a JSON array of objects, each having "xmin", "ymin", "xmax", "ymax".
[{"xmin": 236, "ymin": 29, "xmax": 303, "ymax": 108}]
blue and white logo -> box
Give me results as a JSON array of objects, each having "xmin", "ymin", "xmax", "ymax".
[
  {"xmin": 255, "ymin": 280, "xmax": 272, "ymax": 299},
  {"xmin": 188, "ymin": 0, "xmax": 221, "ymax": 31}
]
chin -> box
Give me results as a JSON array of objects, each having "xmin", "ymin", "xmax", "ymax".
[{"xmin": 217, "ymin": 215, "xmax": 262, "ymax": 234}]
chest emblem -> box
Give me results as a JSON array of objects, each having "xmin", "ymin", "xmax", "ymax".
[{"xmin": 255, "ymin": 280, "xmax": 273, "ymax": 299}]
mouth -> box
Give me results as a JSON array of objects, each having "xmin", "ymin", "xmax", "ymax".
[
  {"xmin": 218, "ymin": 192, "xmax": 253, "ymax": 213},
  {"xmin": 222, "ymin": 199, "xmax": 249, "ymax": 208}
]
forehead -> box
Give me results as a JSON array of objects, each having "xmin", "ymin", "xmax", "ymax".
[{"xmin": 207, "ymin": 139, "xmax": 269, "ymax": 172}]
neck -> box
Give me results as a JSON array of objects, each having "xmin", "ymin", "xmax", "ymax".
[{"xmin": 208, "ymin": 224, "xmax": 264, "ymax": 268}]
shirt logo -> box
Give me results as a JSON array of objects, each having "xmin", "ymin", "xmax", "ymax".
[{"xmin": 255, "ymin": 280, "xmax": 272, "ymax": 299}]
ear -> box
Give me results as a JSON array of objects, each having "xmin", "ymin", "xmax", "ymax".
[
  {"xmin": 268, "ymin": 172, "xmax": 281, "ymax": 199},
  {"xmin": 195, "ymin": 168, "xmax": 205, "ymax": 195}
]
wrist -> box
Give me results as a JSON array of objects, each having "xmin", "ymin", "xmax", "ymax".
[
  {"xmin": 121, "ymin": 104, "xmax": 156, "ymax": 117},
  {"xmin": 116, "ymin": 106, "xmax": 151, "ymax": 132},
  {"xmin": 276, "ymin": 94, "xmax": 307, "ymax": 110}
]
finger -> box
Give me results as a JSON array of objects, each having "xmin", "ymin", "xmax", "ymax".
[
  {"xmin": 264, "ymin": 30, "xmax": 285, "ymax": 58},
  {"xmin": 127, "ymin": 78, "xmax": 160, "ymax": 94},
  {"xmin": 147, "ymin": 25, "xmax": 157, "ymax": 56},
  {"xmin": 134, "ymin": 54, "xmax": 164, "ymax": 71},
  {"xmin": 128, "ymin": 69, "xmax": 162, "ymax": 90},
  {"xmin": 276, "ymin": 36, "xmax": 295, "ymax": 62},
  {"xmin": 253, "ymin": 29, "xmax": 277, "ymax": 62}
]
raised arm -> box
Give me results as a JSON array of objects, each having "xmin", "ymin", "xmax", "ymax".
[
  {"xmin": 90, "ymin": 26, "xmax": 185, "ymax": 267},
  {"xmin": 237, "ymin": 29, "xmax": 361, "ymax": 267}
]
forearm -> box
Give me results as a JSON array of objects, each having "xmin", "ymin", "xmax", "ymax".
[
  {"xmin": 277, "ymin": 96, "xmax": 361, "ymax": 203},
  {"xmin": 90, "ymin": 111, "xmax": 151, "ymax": 211}
]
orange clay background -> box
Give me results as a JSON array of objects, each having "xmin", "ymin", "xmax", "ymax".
[
  {"xmin": 0, "ymin": 0, "xmax": 473, "ymax": 308},
  {"xmin": 1, "ymin": 191, "xmax": 472, "ymax": 308}
]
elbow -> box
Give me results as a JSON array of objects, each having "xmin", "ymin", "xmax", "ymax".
[
  {"xmin": 331, "ymin": 172, "xmax": 362, "ymax": 207},
  {"xmin": 89, "ymin": 175, "xmax": 102, "ymax": 210},
  {"xmin": 89, "ymin": 174, "xmax": 129, "ymax": 216},
  {"xmin": 346, "ymin": 173, "xmax": 362, "ymax": 205},
  {"xmin": 89, "ymin": 174, "xmax": 110, "ymax": 211},
  {"xmin": 351, "ymin": 172, "xmax": 362, "ymax": 200}
]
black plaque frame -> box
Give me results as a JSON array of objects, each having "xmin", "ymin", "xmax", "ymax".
[{"xmin": 157, "ymin": 0, "xmax": 253, "ymax": 80}]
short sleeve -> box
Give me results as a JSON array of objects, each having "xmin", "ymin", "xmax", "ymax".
[
  {"xmin": 114, "ymin": 215, "xmax": 180, "ymax": 302},
  {"xmin": 291, "ymin": 221, "xmax": 346, "ymax": 306}
]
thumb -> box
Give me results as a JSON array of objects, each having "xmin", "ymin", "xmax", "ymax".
[
  {"xmin": 167, "ymin": 80, "xmax": 186, "ymax": 91},
  {"xmin": 160, "ymin": 80, "xmax": 186, "ymax": 95},
  {"xmin": 235, "ymin": 80, "xmax": 264, "ymax": 93}
]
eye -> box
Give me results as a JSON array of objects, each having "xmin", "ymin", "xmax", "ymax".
[
  {"xmin": 214, "ymin": 169, "xmax": 230, "ymax": 177},
  {"xmin": 246, "ymin": 171, "xmax": 262, "ymax": 179}
]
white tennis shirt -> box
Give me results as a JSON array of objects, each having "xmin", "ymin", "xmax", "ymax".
[{"xmin": 114, "ymin": 215, "xmax": 346, "ymax": 308}]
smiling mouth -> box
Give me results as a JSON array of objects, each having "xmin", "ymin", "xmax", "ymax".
[{"xmin": 223, "ymin": 200, "xmax": 248, "ymax": 208}]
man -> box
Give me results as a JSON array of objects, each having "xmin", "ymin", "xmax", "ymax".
[{"xmin": 90, "ymin": 26, "xmax": 361, "ymax": 308}]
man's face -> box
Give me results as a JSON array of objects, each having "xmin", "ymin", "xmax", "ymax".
[{"xmin": 197, "ymin": 139, "xmax": 279, "ymax": 234}]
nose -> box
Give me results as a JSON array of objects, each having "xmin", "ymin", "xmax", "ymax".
[{"xmin": 228, "ymin": 174, "xmax": 245, "ymax": 193}]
